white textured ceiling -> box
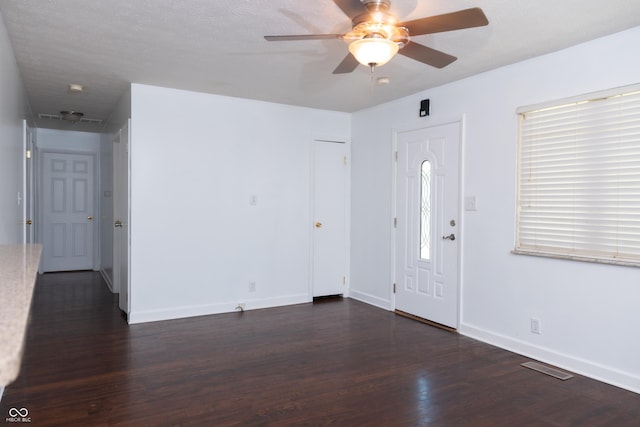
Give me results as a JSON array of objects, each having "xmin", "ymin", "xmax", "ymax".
[{"xmin": 1, "ymin": 0, "xmax": 639, "ymax": 132}]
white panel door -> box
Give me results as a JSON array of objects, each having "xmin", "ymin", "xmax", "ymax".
[
  {"xmin": 41, "ymin": 152, "xmax": 95, "ymax": 272},
  {"xmin": 311, "ymin": 140, "xmax": 348, "ymax": 297},
  {"xmin": 395, "ymin": 122, "xmax": 460, "ymax": 328},
  {"xmin": 113, "ymin": 121, "xmax": 130, "ymax": 315}
]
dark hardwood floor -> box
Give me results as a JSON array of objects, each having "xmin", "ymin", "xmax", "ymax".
[{"xmin": 2, "ymin": 272, "xmax": 639, "ymax": 426}]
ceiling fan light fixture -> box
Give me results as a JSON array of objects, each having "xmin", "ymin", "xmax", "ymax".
[{"xmin": 348, "ymin": 37, "xmax": 399, "ymax": 67}]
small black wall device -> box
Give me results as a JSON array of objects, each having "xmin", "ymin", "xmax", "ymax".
[{"xmin": 419, "ymin": 99, "xmax": 430, "ymax": 117}]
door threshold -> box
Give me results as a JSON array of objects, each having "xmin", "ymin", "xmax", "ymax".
[{"xmin": 394, "ymin": 310, "xmax": 457, "ymax": 333}]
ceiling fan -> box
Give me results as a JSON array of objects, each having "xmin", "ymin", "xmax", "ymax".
[{"xmin": 264, "ymin": 0, "xmax": 488, "ymax": 74}]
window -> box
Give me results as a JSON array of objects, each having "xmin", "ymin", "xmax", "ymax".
[
  {"xmin": 420, "ymin": 160, "xmax": 432, "ymax": 260},
  {"xmin": 515, "ymin": 85, "xmax": 640, "ymax": 266}
]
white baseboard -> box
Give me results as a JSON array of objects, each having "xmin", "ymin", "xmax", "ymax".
[
  {"xmin": 348, "ymin": 289, "xmax": 391, "ymax": 311},
  {"xmin": 128, "ymin": 293, "xmax": 311, "ymax": 324},
  {"xmin": 99, "ymin": 268, "xmax": 115, "ymax": 293},
  {"xmin": 459, "ymin": 322, "xmax": 640, "ymax": 395}
]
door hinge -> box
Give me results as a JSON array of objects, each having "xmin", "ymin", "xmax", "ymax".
[
  {"xmin": 343, "ymin": 276, "xmax": 346, "ymax": 285},
  {"xmin": 394, "ymin": 151, "xmax": 398, "ymax": 161},
  {"xmin": 394, "ymin": 217, "xmax": 397, "ymax": 228},
  {"xmin": 343, "ymin": 156, "xmax": 347, "ymax": 165},
  {"xmin": 26, "ymin": 149, "xmax": 32, "ymax": 159},
  {"xmin": 393, "ymin": 283, "xmax": 396, "ymax": 293}
]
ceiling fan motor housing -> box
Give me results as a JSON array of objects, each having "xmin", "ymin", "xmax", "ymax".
[
  {"xmin": 349, "ymin": 0, "xmax": 409, "ymax": 47},
  {"xmin": 361, "ymin": 0, "xmax": 391, "ymax": 11}
]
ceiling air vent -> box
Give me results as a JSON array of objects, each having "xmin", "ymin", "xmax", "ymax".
[
  {"xmin": 59, "ymin": 110, "xmax": 84, "ymax": 122},
  {"xmin": 38, "ymin": 113, "xmax": 103, "ymax": 126}
]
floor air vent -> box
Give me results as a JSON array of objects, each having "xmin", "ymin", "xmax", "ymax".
[{"xmin": 521, "ymin": 361, "xmax": 574, "ymax": 380}]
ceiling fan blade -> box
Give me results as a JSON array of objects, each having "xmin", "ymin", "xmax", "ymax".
[
  {"xmin": 399, "ymin": 42, "xmax": 457, "ymax": 69},
  {"xmin": 399, "ymin": 7, "xmax": 489, "ymax": 36},
  {"xmin": 264, "ymin": 34, "xmax": 344, "ymax": 41},
  {"xmin": 332, "ymin": 53, "xmax": 360, "ymax": 74},
  {"xmin": 333, "ymin": 0, "xmax": 366, "ymax": 19}
]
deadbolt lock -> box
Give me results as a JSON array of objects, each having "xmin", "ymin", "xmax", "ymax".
[{"xmin": 450, "ymin": 220, "xmax": 456, "ymax": 227}]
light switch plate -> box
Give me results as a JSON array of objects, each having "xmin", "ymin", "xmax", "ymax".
[{"xmin": 465, "ymin": 196, "xmax": 477, "ymax": 211}]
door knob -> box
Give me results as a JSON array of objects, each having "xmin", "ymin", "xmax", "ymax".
[
  {"xmin": 442, "ymin": 234, "xmax": 456, "ymax": 241},
  {"xmin": 114, "ymin": 220, "xmax": 123, "ymax": 228},
  {"xmin": 26, "ymin": 219, "xmax": 33, "ymax": 225},
  {"xmin": 315, "ymin": 222, "xmax": 322, "ymax": 228},
  {"xmin": 87, "ymin": 216, "xmax": 93, "ymax": 221}
]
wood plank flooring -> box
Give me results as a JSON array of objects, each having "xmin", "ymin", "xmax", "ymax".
[{"xmin": 2, "ymin": 271, "xmax": 639, "ymax": 426}]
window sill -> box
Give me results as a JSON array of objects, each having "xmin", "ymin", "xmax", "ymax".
[{"xmin": 511, "ymin": 249, "xmax": 640, "ymax": 268}]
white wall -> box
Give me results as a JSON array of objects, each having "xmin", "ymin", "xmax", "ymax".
[
  {"xmin": 36, "ymin": 128, "xmax": 101, "ymax": 152},
  {"xmin": 0, "ymin": 11, "xmax": 30, "ymax": 244},
  {"xmin": 351, "ymin": 26, "xmax": 640, "ymax": 393},
  {"xmin": 129, "ymin": 84, "xmax": 350, "ymax": 323}
]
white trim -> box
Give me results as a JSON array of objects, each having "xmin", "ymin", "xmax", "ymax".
[
  {"xmin": 22, "ymin": 120, "xmax": 27, "ymax": 245},
  {"xmin": 456, "ymin": 115, "xmax": 467, "ymax": 331},
  {"xmin": 459, "ymin": 322, "xmax": 640, "ymax": 394},
  {"xmin": 516, "ymin": 82, "xmax": 640, "ymax": 115},
  {"xmin": 100, "ymin": 267, "xmax": 115, "ymax": 293},
  {"xmin": 512, "ymin": 249, "xmax": 640, "ymax": 268},
  {"xmin": 348, "ymin": 290, "xmax": 391, "ymax": 311},
  {"xmin": 390, "ymin": 128, "xmax": 398, "ymax": 309},
  {"xmin": 128, "ymin": 294, "xmax": 311, "ymax": 324}
]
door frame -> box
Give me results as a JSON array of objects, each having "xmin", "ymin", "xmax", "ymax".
[
  {"xmin": 112, "ymin": 120, "xmax": 131, "ymax": 316},
  {"xmin": 308, "ymin": 136, "xmax": 351, "ymax": 300},
  {"xmin": 37, "ymin": 148, "xmax": 100, "ymax": 273},
  {"xmin": 22, "ymin": 120, "xmax": 35, "ymax": 244},
  {"xmin": 390, "ymin": 117, "xmax": 466, "ymax": 327}
]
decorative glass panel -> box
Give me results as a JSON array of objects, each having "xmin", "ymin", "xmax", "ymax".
[{"xmin": 420, "ymin": 160, "xmax": 432, "ymax": 260}]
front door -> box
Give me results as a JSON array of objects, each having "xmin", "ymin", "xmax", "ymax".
[
  {"xmin": 311, "ymin": 140, "xmax": 348, "ymax": 297},
  {"xmin": 41, "ymin": 151, "xmax": 95, "ymax": 272},
  {"xmin": 395, "ymin": 122, "xmax": 460, "ymax": 328}
]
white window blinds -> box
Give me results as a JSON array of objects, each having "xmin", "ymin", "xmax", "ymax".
[{"xmin": 516, "ymin": 85, "xmax": 640, "ymax": 266}]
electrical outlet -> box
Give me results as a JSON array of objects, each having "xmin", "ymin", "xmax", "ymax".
[
  {"xmin": 249, "ymin": 281, "xmax": 256, "ymax": 292},
  {"xmin": 530, "ymin": 317, "xmax": 541, "ymax": 334}
]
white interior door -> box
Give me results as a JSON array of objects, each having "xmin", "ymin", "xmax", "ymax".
[
  {"xmin": 113, "ymin": 121, "xmax": 130, "ymax": 315},
  {"xmin": 395, "ymin": 122, "xmax": 460, "ymax": 328},
  {"xmin": 311, "ymin": 140, "xmax": 348, "ymax": 297},
  {"xmin": 41, "ymin": 151, "xmax": 95, "ymax": 272}
]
